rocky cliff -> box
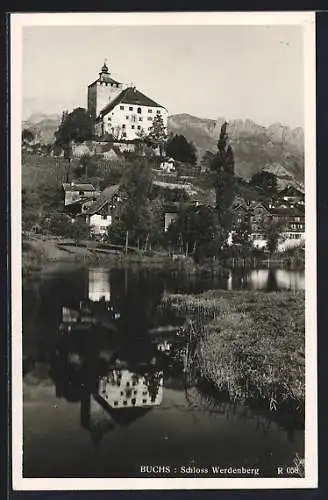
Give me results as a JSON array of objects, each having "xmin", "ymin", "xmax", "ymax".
[{"xmin": 168, "ymin": 114, "xmax": 304, "ymax": 184}]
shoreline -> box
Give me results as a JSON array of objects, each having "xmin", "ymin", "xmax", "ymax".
[{"xmin": 22, "ymin": 234, "xmax": 305, "ymax": 278}]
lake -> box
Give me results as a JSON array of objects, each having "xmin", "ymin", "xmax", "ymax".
[{"xmin": 22, "ymin": 266, "xmax": 304, "ymax": 478}]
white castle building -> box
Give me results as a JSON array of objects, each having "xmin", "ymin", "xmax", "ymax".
[{"xmin": 88, "ymin": 61, "xmax": 168, "ymax": 141}]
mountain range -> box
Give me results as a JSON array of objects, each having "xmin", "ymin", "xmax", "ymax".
[
  {"xmin": 22, "ymin": 112, "xmax": 304, "ymax": 186},
  {"xmin": 168, "ymin": 114, "xmax": 304, "ymax": 185}
]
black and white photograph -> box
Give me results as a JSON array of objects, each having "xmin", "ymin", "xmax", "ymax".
[{"xmin": 11, "ymin": 12, "xmax": 317, "ymax": 490}]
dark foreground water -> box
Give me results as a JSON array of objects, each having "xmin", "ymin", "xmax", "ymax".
[{"xmin": 23, "ymin": 266, "xmax": 304, "ymax": 478}]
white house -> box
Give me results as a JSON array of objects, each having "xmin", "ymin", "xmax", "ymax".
[
  {"xmin": 88, "ymin": 62, "xmax": 168, "ymax": 141},
  {"xmin": 160, "ymin": 157, "xmax": 175, "ymax": 173},
  {"xmin": 84, "ymin": 184, "xmax": 122, "ymax": 236}
]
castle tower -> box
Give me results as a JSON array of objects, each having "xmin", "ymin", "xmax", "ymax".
[{"xmin": 87, "ymin": 61, "xmax": 123, "ymax": 120}]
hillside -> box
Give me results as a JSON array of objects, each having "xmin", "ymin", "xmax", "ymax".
[
  {"xmin": 22, "ymin": 111, "xmax": 304, "ymax": 187},
  {"xmin": 168, "ymin": 114, "xmax": 304, "ymax": 184}
]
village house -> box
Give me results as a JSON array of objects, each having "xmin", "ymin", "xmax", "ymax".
[
  {"xmin": 88, "ymin": 61, "xmax": 168, "ymax": 142},
  {"xmin": 269, "ymin": 206, "xmax": 305, "ymax": 244},
  {"xmin": 160, "ymin": 157, "xmax": 176, "ymax": 173},
  {"xmin": 279, "ymin": 185, "xmax": 305, "ymax": 207},
  {"xmin": 83, "ymin": 184, "xmax": 123, "ymax": 237},
  {"xmin": 62, "ymin": 182, "xmax": 99, "ymax": 207},
  {"xmin": 231, "ymin": 199, "xmax": 305, "ymax": 250}
]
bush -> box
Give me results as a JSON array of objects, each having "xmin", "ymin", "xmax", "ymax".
[{"xmin": 41, "ymin": 212, "xmax": 73, "ymax": 237}]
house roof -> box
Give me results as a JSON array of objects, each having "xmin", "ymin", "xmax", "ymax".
[
  {"xmin": 67, "ymin": 196, "xmax": 97, "ymax": 208},
  {"xmin": 98, "ymin": 86, "xmax": 165, "ymax": 119},
  {"xmin": 269, "ymin": 206, "xmax": 304, "ymax": 217},
  {"xmin": 62, "ymin": 183, "xmax": 96, "ymax": 192},
  {"xmin": 84, "ymin": 184, "xmax": 120, "ymax": 215},
  {"xmin": 280, "ymin": 185, "xmax": 305, "ymax": 196}
]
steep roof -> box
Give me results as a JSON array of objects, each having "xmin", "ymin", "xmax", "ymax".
[
  {"xmin": 62, "ymin": 183, "xmax": 96, "ymax": 192},
  {"xmin": 98, "ymin": 87, "xmax": 165, "ymax": 118},
  {"xmin": 84, "ymin": 184, "xmax": 120, "ymax": 215}
]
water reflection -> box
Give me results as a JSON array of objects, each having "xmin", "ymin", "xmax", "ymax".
[
  {"xmin": 22, "ymin": 265, "xmax": 304, "ymax": 477},
  {"xmin": 39, "ymin": 269, "xmax": 181, "ymax": 445}
]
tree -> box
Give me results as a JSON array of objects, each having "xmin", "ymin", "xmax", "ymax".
[
  {"xmin": 166, "ymin": 134, "xmax": 197, "ymax": 165},
  {"xmin": 42, "ymin": 212, "xmax": 73, "ymax": 237},
  {"xmin": 264, "ymin": 217, "xmax": 283, "ymax": 254},
  {"xmin": 55, "ymin": 108, "xmax": 94, "ymax": 145},
  {"xmin": 71, "ymin": 217, "xmax": 89, "ymax": 243},
  {"xmin": 22, "ymin": 129, "xmax": 34, "ymax": 144},
  {"xmin": 76, "ymin": 154, "xmax": 98, "ymax": 178},
  {"xmin": 200, "ymin": 150, "xmax": 215, "ymax": 172},
  {"xmin": 232, "ymin": 210, "xmax": 252, "ymax": 247},
  {"xmin": 147, "ymin": 113, "xmax": 167, "ymax": 158},
  {"xmin": 250, "ymin": 171, "xmax": 278, "ymax": 194},
  {"xmin": 36, "ymin": 181, "xmax": 63, "ymax": 214},
  {"xmin": 209, "ymin": 122, "xmax": 235, "ymax": 245},
  {"xmin": 55, "ymin": 108, "xmax": 94, "ymax": 180},
  {"xmin": 167, "ymin": 205, "xmax": 220, "ymax": 263},
  {"xmin": 110, "ymin": 159, "xmax": 155, "ymax": 248}
]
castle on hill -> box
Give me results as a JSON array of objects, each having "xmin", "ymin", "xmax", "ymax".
[{"xmin": 87, "ymin": 61, "xmax": 168, "ymax": 141}]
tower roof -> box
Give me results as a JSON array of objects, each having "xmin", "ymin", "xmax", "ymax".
[
  {"xmin": 101, "ymin": 61, "xmax": 109, "ymax": 74},
  {"xmin": 88, "ymin": 61, "xmax": 122, "ymax": 88}
]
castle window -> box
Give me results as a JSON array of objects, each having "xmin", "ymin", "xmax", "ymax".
[
  {"xmin": 126, "ymin": 116, "xmax": 129, "ymax": 120},
  {"xmin": 122, "ymin": 124, "xmax": 126, "ymax": 129},
  {"xmin": 148, "ymin": 117, "xmax": 153, "ymax": 121},
  {"xmin": 120, "ymin": 105, "xmax": 124, "ymax": 110},
  {"xmin": 148, "ymin": 109, "xmax": 152, "ymax": 113},
  {"xmin": 139, "ymin": 117, "xmax": 143, "ymax": 121},
  {"xmin": 157, "ymin": 110, "xmax": 161, "ymax": 114},
  {"xmin": 131, "ymin": 125, "xmax": 135, "ymax": 129},
  {"xmin": 137, "ymin": 107, "xmax": 142, "ymax": 114},
  {"xmin": 137, "ymin": 126, "xmax": 141, "ymax": 130},
  {"xmin": 114, "ymin": 401, "xmax": 118, "ymax": 406},
  {"xmin": 132, "ymin": 398, "xmax": 136, "ymax": 405},
  {"xmin": 122, "ymin": 132, "xmax": 127, "ymax": 138},
  {"xmin": 142, "ymin": 399, "xmax": 147, "ymax": 404},
  {"xmin": 129, "ymin": 106, "xmax": 133, "ymax": 111},
  {"xmin": 123, "ymin": 400, "xmax": 127, "ymax": 406}
]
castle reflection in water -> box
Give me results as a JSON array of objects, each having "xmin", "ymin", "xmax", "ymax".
[{"xmin": 47, "ymin": 267, "xmax": 182, "ymax": 443}]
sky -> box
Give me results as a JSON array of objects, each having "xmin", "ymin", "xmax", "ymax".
[{"xmin": 22, "ymin": 24, "xmax": 304, "ymax": 128}]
